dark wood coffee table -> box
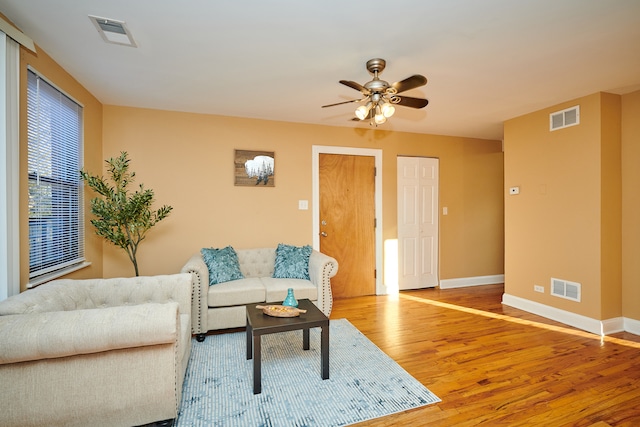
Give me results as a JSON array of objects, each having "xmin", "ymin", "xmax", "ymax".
[{"xmin": 246, "ymin": 298, "xmax": 329, "ymax": 394}]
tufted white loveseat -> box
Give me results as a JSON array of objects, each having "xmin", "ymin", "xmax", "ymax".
[
  {"xmin": 0, "ymin": 274, "xmax": 192, "ymax": 427},
  {"xmin": 181, "ymin": 247, "xmax": 338, "ymax": 340}
]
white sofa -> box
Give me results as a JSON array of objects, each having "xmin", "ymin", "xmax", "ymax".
[
  {"xmin": 181, "ymin": 247, "xmax": 338, "ymax": 340},
  {"xmin": 0, "ymin": 274, "xmax": 192, "ymax": 427}
]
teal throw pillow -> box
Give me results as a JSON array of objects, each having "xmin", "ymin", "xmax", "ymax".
[
  {"xmin": 273, "ymin": 243, "xmax": 312, "ymax": 280},
  {"xmin": 201, "ymin": 246, "xmax": 244, "ymax": 285}
]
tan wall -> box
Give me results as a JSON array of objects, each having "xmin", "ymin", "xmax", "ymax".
[
  {"xmin": 599, "ymin": 92, "xmax": 622, "ymax": 320},
  {"xmin": 391, "ymin": 134, "xmax": 505, "ymax": 278},
  {"xmin": 622, "ymin": 90, "xmax": 640, "ymax": 321},
  {"xmin": 19, "ymin": 45, "xmax": 104, "ymax": 290},
  {"xmin": 504, "ymin": 91, "xmax": 635, "ymax": 322},
  {"xmin": 101, "ymin": 106, "xmax": 504, "ymax": 282},
  {"xmin": 504, "ymin": 93, "xmax": 607, "ymax": 319}
]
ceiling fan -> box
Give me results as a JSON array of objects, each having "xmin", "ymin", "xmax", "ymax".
[{"xmin": 322, "ymin": 58, "xmax": 429, "ymax": 125}]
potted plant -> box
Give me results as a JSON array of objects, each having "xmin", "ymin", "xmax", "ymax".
[{"xmin": 80, "ymin": 151, "xmax": 172, "ymax": 276}]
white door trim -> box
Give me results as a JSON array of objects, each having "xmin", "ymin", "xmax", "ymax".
[{"xmin": 312, "ymin": 146, "xmax": 384, "ymax": 295}]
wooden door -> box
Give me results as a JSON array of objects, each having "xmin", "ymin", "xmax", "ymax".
[
  {"xmin": 319, "ymin": 154, "xmax": 376, "ymax": 298},
  {"xmin": 397, "ymin": 156, "xmax": 439, "ymax": 290}
]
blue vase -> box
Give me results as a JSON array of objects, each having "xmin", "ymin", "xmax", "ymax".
[{"xmin": 282, "ymin": 288, "xmax": 298, "ymax": 307}]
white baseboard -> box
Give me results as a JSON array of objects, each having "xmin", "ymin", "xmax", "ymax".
[
  {"xmin": 602, "ymin": 317, "xmax": 625, "ymax": 335},
  {"xmin": 439, "ymin": 274, "xmax": 504, "ymax": 289},
  {"xmin": 625, "ymin": 317, "xmax": 640, "ymax": 336},
  {"xmin": 502, "ymin": 293, "xmax": 639, "ymax": 336},
  {"xmin": 502, "ymin": 293, "xmax": 602, "ymax": 335}
]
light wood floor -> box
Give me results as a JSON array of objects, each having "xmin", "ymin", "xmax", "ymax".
[{"xmin": 329, "ymin": 284, "xmax": 640, "ymax": 427}]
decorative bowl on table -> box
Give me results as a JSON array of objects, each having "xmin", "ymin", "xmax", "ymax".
[{"xmin": 256, "ymin": 304, "xmax": 307, "ymax": 318}]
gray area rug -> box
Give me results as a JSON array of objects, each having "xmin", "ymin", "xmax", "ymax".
[{"xmin": 176, "ymin": 318, "xmax": 440, "ymax": 426}]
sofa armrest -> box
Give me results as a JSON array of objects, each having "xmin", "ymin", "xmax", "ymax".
[
  {"xmin": 308, "ymin": 250, "xmax": 339, "ymax": 316},
  {"xmin": 181, "ymin": 253, "xmax": 209, "ymax": 335},
  {"xmin": 0, "ymin": 302, "xmax": 179, "ymax": 364}
]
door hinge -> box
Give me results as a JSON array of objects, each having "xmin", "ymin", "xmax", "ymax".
[
  {"xmin": 374, "ymin": 269, "xmax": 377, "ymax": 279},
  {"xmin": 374, "ymin": 167, "xmax": 377, "ymax": 177},
  {"xmin": 374, "ymin": 218, "xmax": 377, "ymax": 228}
]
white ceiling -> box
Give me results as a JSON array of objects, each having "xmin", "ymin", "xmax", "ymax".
[{"xmin": 1, "ymin": 0, "xmax": 639, "ymax": 141}]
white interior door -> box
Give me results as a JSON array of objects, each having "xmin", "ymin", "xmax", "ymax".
[{"xmin": 397, "ymin": 156, "xmax": 439, "ymax": 290}]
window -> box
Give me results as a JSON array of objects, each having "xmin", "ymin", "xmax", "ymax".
[{"xmin": 27, "ymin": 69, "xmax": 85, "ymax": 283}]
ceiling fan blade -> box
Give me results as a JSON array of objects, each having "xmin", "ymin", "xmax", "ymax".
[
  {"xmin": 395, "ymin": 96, "xmax": 429, "ymax": 109},
  {"xmin": 392, "ymin": 75, "xmax": 427, "ymax": 94},
  {"xmin": 321, "ymin": 98, "xmax": 364, "ymax": 108},
  {"xmin": 340, "ymin": 80, "xmax": 370, "ymax": 94}
]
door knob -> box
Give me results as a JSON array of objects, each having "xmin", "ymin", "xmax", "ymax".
[{"xmin": 321, "ymin": 231, "xmax": 328, "ymax": 237}]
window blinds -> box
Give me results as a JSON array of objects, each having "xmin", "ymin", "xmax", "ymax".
[{"xmin": 27, "ymin": 69, "xmax": 84, "ymax": 279}]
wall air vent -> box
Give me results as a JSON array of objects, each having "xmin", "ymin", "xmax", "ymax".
[
  {"xmin": 89, "ymin": 15, "xmax": 137, "ymax": 47},
  {"xmin": 551, "ymin": 278, "xmax": 581, "ymax": 302},
  {"xmin": 550, "ymin": 106, "xmax": 580, "ymax": 131}
]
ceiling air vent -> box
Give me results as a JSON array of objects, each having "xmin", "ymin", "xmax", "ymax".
[
  {"xmin": 550, "ymin": 106, "xmax": 579, "ymax": 131},
  {"xmin": 89, "ymin": 15, "xmax": 137, "ymax": 47},
  {"xmin": 551, "ymin": 278, "xmax": 581, "ymax": 302}
]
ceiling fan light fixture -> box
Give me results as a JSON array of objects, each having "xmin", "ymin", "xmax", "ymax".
[
  {"xmin": 380, "ymin": 101, "xmax": 395, "ymax": 118},
  {"xmin": 374, "ymin": 106, "xmax": 387, "ymax": 125},
  {"xmin": 355, "ymin": 102, "xmax": 372, "ymax": 120}
]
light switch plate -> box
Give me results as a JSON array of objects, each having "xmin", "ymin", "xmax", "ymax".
[{"xmin": 298, "ymin": 200, "xmax": 308, "ymax": 210}]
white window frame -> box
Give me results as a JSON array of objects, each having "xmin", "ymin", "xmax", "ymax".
[
  {"xmin": 0, "ymin": 32, "xmax": 20, "ymax": 300},
  {"xmin": 27, "ymin": 67, "xmax": 89, "ymax": 287}
]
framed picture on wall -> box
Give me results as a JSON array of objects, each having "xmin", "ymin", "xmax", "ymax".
[{"xmin": 234, "ymin": 149, "xmax": 275, "ymax": 187}]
